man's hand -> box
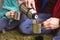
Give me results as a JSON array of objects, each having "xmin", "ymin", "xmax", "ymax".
[
  {"xmin": 6, "ymin": 10, "xmax": 15, "ymax": 19},
  {"xmin": 43, "ymin": 18, "xmax": 59, "ymax": 30},
  {"xmin": 24, "ymin": 0, "xmax": 36, "ymax": 10},
  {"xmin": 43, "ymin": 18, "xmax": 51, "ymax": 30}
]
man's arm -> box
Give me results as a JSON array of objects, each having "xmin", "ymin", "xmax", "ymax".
[{"xmin": 43, "ymin": 0, "xmax": 60, "ymax": 30}]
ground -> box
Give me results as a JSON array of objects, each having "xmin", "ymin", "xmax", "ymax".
[{"xmin": 0, "ymin": 29, "xmax": 53, "ymax": 40}]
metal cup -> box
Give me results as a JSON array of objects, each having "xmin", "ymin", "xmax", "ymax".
[{"xmin": 32, "ymin": 20, "xmax": 42, "ymax": 34}]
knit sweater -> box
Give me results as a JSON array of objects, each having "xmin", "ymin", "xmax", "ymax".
[{"xmin": 52, "ymin": 0, "xmax": 60, "ymax": 18}]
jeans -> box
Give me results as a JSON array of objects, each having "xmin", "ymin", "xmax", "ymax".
[
  {"xmin": 0, "ymin": 18, "xmax": 19, "ymax": 31},
  {"xmin": 52, "ymin": 29, "xmax": 60, "ymax": 40}
]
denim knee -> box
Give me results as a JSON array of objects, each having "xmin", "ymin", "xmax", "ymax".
[{"xmin": 19, "ymin": 19, "xmax": 33, "ymax": 34}]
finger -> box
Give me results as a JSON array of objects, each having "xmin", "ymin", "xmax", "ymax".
[
  {"xmin": 43, "ymin": 25, "xmax": 51, "ymax": 30},
  {"xmin": 43, "ymin": 21, "xmax": 50, "ymax": 28},
  {"xmin": 43, "ymin": 23, "xmax": 50, "ymax": 30},
  {"xmin": 10, "ymin": 11, "xmax": 15, "ymax": 18},
  {"xmin": 24, "ymin": 0, "xmax": 28, "ymax": 7},
  {"xmin": 10, "ymin": 11, "xmax": 15, "ymax": 16},
  {"xmin": 50, "ymin": 25, "xmax": 55, "ymax": 29},
  {"xmin": 27, "ymin": 0, "xmax": 32, "ymax": 8},
  {"xmin": 32, "ymin": 0, "xmax": 36, "ymax": 10},
  {"xmin": 50, "ymin": 24, "xmax": 59, "ymax": 30}
]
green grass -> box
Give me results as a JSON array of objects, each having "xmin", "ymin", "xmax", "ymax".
[{"xmin": 0, "ymin": 29, "xmax": 53, "ymax": 40}]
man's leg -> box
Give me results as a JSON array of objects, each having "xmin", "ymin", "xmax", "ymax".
[
  {"xmin": 19, "ymin": 13, "xmax": 52, "ymax": 34},
  {"xmin": 5, "ymin": 20, "xmax": 20, "ymax": 30},
  {"xmin": 52, "ymin": 28, "xmax": 60, "ymax": 40},
  {"xmin": 0, "ymin": 18, "xmax": 8, "ymax": 32},
  {"xmin": 19, "ymin": 19, "xmax": 33, "ymax": 34}
]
